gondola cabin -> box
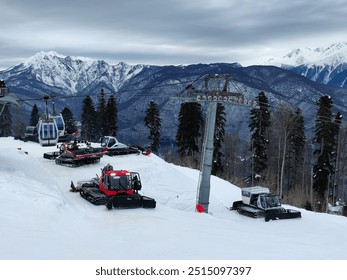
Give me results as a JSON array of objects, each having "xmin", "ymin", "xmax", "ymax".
[
  {"xmin": 50, "ymin": 113, "xmax": 67, "ymax": 141},
  {"xmin": 0, "ymin": 80, "xmax": 8, "ymax": 98},
  {"xmin": 37, "ymin": 118, "xmax": 59, "ymax": 146}
]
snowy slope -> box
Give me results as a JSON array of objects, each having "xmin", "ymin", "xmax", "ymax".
[{"xmin": 1, "ymin": 137, "xmax": 347, "ymax": 260}]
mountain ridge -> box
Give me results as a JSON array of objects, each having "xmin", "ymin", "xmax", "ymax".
[
  {"xmin": 1, "ymin": 51, "xmax": 147, "ymax": 95},
  {"xmin": 265, "ymin": 42, "xmax": 347, "ymax": 67},
  {"xmin": 1, "ymin": 51, "xmax": 347, "ymax": 145},
  {"xmin": 264, "ymin": 42, "xmax": 347, "ymax": 88}
]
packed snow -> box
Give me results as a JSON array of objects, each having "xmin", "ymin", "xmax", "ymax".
[{"xmin": 1, "ymin": 137, "xmax": 347, "ymax": 260}]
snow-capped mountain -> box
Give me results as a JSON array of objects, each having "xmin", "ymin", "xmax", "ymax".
[
  {"xmin": 2, "ymin": 51, "xmax": 146, "ymax": 95},
  {"xmin": 1, "ymin": 51, "xmax": 347, "ymax": 146},
  {"xmin": 265, "ymin": 42, "xmax": 347, "ymax": 88},
  {"xmin": 266, "ymin": 42, "xmax": 347, "ymax": 67}
]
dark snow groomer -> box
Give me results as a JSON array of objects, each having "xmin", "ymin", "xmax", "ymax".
[{"xmin": 231, "ymin": 186, "xmax": 301, "ymax": 222}]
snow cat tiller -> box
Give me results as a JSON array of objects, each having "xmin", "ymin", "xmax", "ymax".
[
  {"xmin": 70, "ymin": 164, "xmax": 156, "ymax": 210},
  {"xmin": 231, "ymin": 186, "xmax": 301, "ymax": 222}
]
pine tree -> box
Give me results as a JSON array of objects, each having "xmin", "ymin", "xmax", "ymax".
[
  {"xmin": 29, "ymin": 104, "xmax": 40, "ymax": 126},
  {"xmin": 176, "ymin": 102, "xmax": 203, "ymax": 158},
  {"xmin": 0, "ymin": 104, "xmax": 12, "ymax": 136},
  {"xmin": 249, "ymin": 91, "xmax": 271, "ymax": 181},
  {"xmin": 332, "ymin": 112, "xmax": 344, "ymax": 204},
  {"xmin": 313, "ymin": 95, "xmax": 338, "ymax": 208},
  {"xmin": 61, "ymin": 107, "xmax": 77, "ymax": 134},
  {"xmin": 96, "ymin": 89, "xmax": 107, "ymax": 138},
  {"xmin": 287, "ymin": 107, "xmax": 306, "ymax": 189},
  {"xmin": 81, "ymin": 95, "xmax": 97, "ymax": 141},
  {"xmin": 332, "ymin": 112, "xmax": 343, "ymax": 165},
  {"xmin": 330, "ymin": 111, "xmax": 343, "ymax": 200},
  {"xmin": 212, "ymin": 103, "xmax": 226, "ymax": 176},
  {"xmin": 144, "ymin": 101, "xmax": 161, "ymax": 153},
  {"xmin": 105, "ymin": 95, "xmax": 118, "ymax": 136}
]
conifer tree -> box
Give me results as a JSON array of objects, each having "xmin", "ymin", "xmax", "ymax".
[
  {"xmin": 81, "ymin": 95, "xmax": 96, "ymax": 141},
  {"xmin": 0, "ymin": 104, "xmax": 12, "ymax": 136},
  {"xmin": 61, "ymin": 107, "xmax": 77, "ymax": 134},
  {"xmin": 144, "ymin": 100, "xmax": 161, "ymax": 153},
  {"xmin": 329, "ymin": 111, "xmax": 343, "ymax": 200},
  {"xmin": 29, "ymin": 104, "xmax": 40, "ymax": 126},
  {"xmin": 176, "ymin": 102, "xmax": 203, "ymax": 158},
  {"xmin": 313, "ymin": 95, "xmax": 338, "ymax": 208},
  {"xmin": 249, "ymin": 91, "xmax": 271, "ymax": 181},
  {"xmin": 332, "ymin": 112, "xmax": 343, "ymax": 165},
  {"xmin": 287, "ymin": 107, "xmax": 306, "ymax": 189},
  {"xmin": 212, "ymin": 103, "xmax": 226, "ymax": 176},
  {"xmin": 96, "ymin": 89, "xmax": 107, "ymax": 138},
  {"xmin": 105, "ymin": 95, "xmax": 118, "ymax": 136}
]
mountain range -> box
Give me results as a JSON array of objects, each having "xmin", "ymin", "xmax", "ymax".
[
  {"xmin": 265, "ymin": 42, "xmax": 347, "ymax": 88},
  {"xmin": 1, "ymin": 44, "xmax": 347, "ymax": 147}
]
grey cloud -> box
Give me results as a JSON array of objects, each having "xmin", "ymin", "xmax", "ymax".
[{"xmin": 1, "ymin": 0, "xmax": 347, "ymax": 69}]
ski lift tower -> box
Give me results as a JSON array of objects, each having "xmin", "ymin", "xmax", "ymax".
[
  {"xmin": 0, "ymin": 80, "xmax": 19, "ymax": 117},
  {"xmin": 174, "ymin": 74, "xmax": 258, "ymax": 213}
]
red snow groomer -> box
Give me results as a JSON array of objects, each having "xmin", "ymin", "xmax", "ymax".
[
  {"xmin": 44, "ymin": 140, "xmax": 107, "ymax": 167},
  {"xmin": 70, "ymin": 164, "xmax": 156, "ymax": 210}
]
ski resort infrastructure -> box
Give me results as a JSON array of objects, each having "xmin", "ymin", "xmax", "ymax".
[{"xmin": 1, "ymin": 136, "xmax": 347, "ymax": 279}]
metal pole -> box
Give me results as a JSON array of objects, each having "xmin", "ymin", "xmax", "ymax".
[{"xmin": 198, "ymin": 102, "xmax": 217, "ymax": 213}]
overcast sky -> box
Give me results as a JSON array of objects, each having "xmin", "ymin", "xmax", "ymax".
[{"xmin": 1, "ymin": 0, "xmax": 347, "ymax": 69}]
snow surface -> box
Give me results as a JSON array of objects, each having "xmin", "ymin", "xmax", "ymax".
[{"xmin": 1, "ymin": 137, "xmax": 347, "ymax": 260}]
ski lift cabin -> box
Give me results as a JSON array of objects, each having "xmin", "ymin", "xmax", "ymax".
[
  {"xmin": 0, "ymin": 80, "xmax": 19, "ymax": 118},
  {"xmin": 37, "ymin": 118, "xmax": 59, "ymax": 146},
  {"xmin": 50, "ymin": 113, "xmax": 67, "ymax": 141},
  {"xmin": 37, "ymin": 96, "xmax": 59, "ymax": 146},
  {"xmin": 0, "ymin": 80, "xmax": 8, "ymax": 97}
]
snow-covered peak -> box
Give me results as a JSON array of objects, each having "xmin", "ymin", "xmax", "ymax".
[
  {"xmin": 23, "ymin": 51, "xmax": 67, "ymax": 67},
  {"xmin": 22, "ymin": 51, "xmax": 99, "ymax": 70},
  {"xmin": 15, "ymin": 51, "xmax": 145, "ymax": 94},
  {"xmin": 265, "ymin": 42, "xmax": 347, "ymax": 67}
]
